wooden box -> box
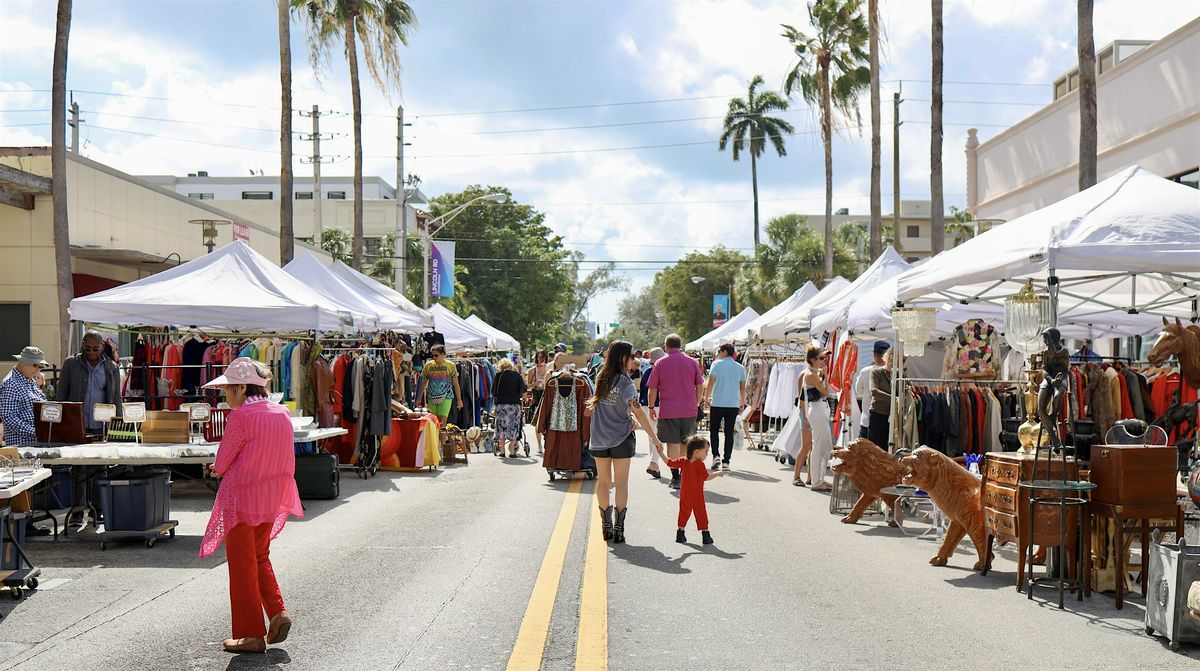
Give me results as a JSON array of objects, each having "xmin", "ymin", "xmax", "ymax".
[
  {"xmin": 141, "ymin": 410, "xmax": 190, "ymax": 444},
  {"xmin": 33, "ymin": 401, "xmax": 89, "ymax": 444},
  {"xmin": 1089, "ymin": 445, "xmax": 1176, "ymax": 506}
]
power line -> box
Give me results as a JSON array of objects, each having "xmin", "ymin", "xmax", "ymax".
[
  {"xmin": 87, "ymin": 124, "xmax": 283, "ymax": 154},
  {"xmin": 407, "ymin": 93, "xmax": 740, "ymax": 119},
  {"xmin": 904, "ymin": 98, "xmax": 1046, "ymax": 107}
]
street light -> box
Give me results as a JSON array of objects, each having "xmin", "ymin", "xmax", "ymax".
[
  {"xmin": 422, "ymin": 192, "xmax": 508, "ymax": 308},
  {"xmin": 188, "ymin": 219, "xmax": 231, "ymax": 254}
]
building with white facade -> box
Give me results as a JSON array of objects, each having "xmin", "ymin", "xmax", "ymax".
[
  {"xmin": 965, "ymin": 17, "xmax": 1200, "ymax": 222},
  {"xmin": 142, "ymin": 173, "xmax": 428, "ymax": 254}
]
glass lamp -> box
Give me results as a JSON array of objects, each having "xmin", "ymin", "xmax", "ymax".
[
  {"xmin": 890, "ymin": 307, "xmax": 937, "ymax": 357},
  {"xmin": 1003, "ymin": 280, "xmax": 1052, "ymax": 358}
]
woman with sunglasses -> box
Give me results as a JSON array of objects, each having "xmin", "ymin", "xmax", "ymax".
[{"xmin": 794, "ymin": 345, "xmax": 833, "ymax": 491}]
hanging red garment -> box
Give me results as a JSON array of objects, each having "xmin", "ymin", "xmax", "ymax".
[
  {"xmin": 163, "ymin": 342, "xmax": 184, "ymax": 410},
  {"xmin": 830, "ymin": 338, "xmax": 857, "ymax": 428},
  {"xmin": 1116, "ymin": 371, "xmax": 1134, "ymax": 419},
  {"xmin": 326, "ymin": 354, "xmax": 357, "ymax": 463}
]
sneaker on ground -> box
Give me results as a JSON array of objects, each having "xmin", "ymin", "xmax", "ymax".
[{"xmin": 712, "ymin": 458, "xmax": 720, "ymax": 470}]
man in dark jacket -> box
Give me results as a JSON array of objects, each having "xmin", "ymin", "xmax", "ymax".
[{"xmin": 56, "ymin": 331, "xmax": 122, "ymax": 432}]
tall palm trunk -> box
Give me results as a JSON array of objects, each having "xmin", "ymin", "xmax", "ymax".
[
  {"xmin": 345, "ymin": 14, "xmax": 365, "ymax": 270},
  {"xmin": 929, "ymin": 0, "xmax": 945, "ymax": 255},
  {"xmin": 278, "ymin": 0, "xmax": 294, "ymax": 264},
  {"xmin": 52, "ymin": 0, "xmax": 73, "ymax": 361},
  {"xmin": 750, "ymin": 152, "xmax": 760, "ymax": 251},
  {"xmin": 868, "ymin": 0, "xmax": 882, "ymax": 260},
  {"xmin": 1077, "ymin": 0, "xmax": 1097, "ymax": 190},
  {"xmin": 820, "ymin": 61, "xmax": 834, "ymax": 282}
]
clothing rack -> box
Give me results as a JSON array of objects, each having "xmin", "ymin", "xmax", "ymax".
[{"xmin": 893, "ymin": 376, "xmax": 1027, "ymax": 454}]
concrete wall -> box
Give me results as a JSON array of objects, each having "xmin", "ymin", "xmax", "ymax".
[
  {"xmin": 142, "ymin": 174, "xmax": 397, "ymax": 200},
  {"xmin": 214, "ymin": 197, "xmax": 420, "ymax": 241},
  {"xmin": 971, "ymin": 18, "xmax": 1200, "ymax": 222},
  {"xmin": 0, "ymin": 152, "xmax": 331, "ymax": 369}
]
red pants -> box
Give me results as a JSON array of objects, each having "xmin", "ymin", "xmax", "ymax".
[
  {"xmin": 225, "ymin": 523, "xmax": 285, "ymax": 639},
  {"xmin": 677, "ymin": 498, "xmax": 709, "ymax": 531}
]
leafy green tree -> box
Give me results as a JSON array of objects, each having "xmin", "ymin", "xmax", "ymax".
[
  {"xmin": 320, "ymin": 226, "xmax": 352, "ymax": 265},
  {"xmin": 946, "ymin": 206, "xmax": 976, "ymax": 247},
  {"xmin": 736, "ymin": 215, "xmax": 856, "ymax": 312},
  {"xmin": 429, "ymin": 185, "xmax": 573, "ymax": 347},
  {"xmin": 658, "ymin": 247, "xmax": 748, "ymax": 341},
  {"xmin": 611, "ymin": 281, "xmax": 667, "ymax": 351},
  {"xmin": 561, "ymin": 256, "xmax": 625, "ymax": 343},
  {"xmin": 783, "ymin": 0, "xmax": 870, "ymax": 280},
  {"xmin": 718, "ymin": 75, "xmax": 795, "ymax": 251},
  {"xmin": 294, "ymin": 0, "xmax": 417, "ymax": 270},
  {"xmin": 368, "ymin": 231, "xmax": 395, "ymax": 284}
]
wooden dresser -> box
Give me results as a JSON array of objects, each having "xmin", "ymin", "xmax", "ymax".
[{"xmin": 979, "ymin": 451, "xmax": 1080, "ymax": 588}]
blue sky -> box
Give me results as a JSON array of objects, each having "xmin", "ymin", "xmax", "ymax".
[{"xmin": 1, "ymin": 0, "xmax": 1196, "ymax": 330}]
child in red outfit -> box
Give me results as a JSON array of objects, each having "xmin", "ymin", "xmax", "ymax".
[{"xmin": 658, "ymin": 435, "xmax": 724, "ymax": 544}]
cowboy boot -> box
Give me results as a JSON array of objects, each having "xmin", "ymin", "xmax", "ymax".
[
  {"xmin": 600, "ymin": 505, "xmax": 614, "ymax": 541},
  {"xmin": 613, "ymin": 507, "xmax": 627, "ymax": 544}
]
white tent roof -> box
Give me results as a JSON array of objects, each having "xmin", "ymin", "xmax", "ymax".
[
  {"xmin": 326, "ymin": 260, "xmax": 434, "ymax": 328},
  {"xmin": 808, "ymin": 247, "xmax": 911, "ymax": 336},
  {"xmin": 847, "ymin": 274, "xmax": 1161, "ymax": 340},
  {"xmin": 685, "ymin": 307, "xmax": 761, "ymax": 352},
  {"xmin": 897, "ymin": 166, "xmax": 1200, "ymax": 321},
  {"xmin": 430, "ymin": 304, "xmax": 494, "ymax": 352},
  {"xmin": 466, "ymin": 314, "xmax": 520, "ymax": 351},
  {"xmin": 69, "ymin": 240, "xmax": 366, "ymax": 332},
  {"xmin": 723, "ymin": 282, "xmax": 819, "ymax": 344},
  {"xmin": 284, "ymin": 252, "xmax": 428, "ymax": 332},
  {"xmin": 755, "ymin": 277, "xmax": 852, "ymax": 342}
]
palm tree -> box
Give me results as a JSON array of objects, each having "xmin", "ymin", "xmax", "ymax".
[
  {"xmin": 279, "ymin": 0, "xmax": 295, "ymax": 264},
  {"xmin": 52, "ymin": 0, "xmax": 73, "ymax": 361},
  {"xmin": 782, "ymin": 0, "xmax": 870, "ymax": 282},
  {"xmin": 718, "ymin": 75, "xmax": 795, "ymax": 252},
  {"xmin": 295, "ymin": 0, "xmax": 417, "ymax": 271},
  {"xmin": 867, "ymin": 0, "xmax": 882, "ymax": 261},
  {"xmin": 930, "ymin": 0, "xmax": 945, "ymax": 255},
  {"xmin": 1077, "ymin": 0, "xmax": 1097, "ymax": 189}
]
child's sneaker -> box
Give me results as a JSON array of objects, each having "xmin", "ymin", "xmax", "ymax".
[
  {"xmin": 675, "ymin": 529, "xmax": 686, "ymax": 543},
  {"xmin": 701, "ymin": 530, "xmax": 713, "ymax": 545}
]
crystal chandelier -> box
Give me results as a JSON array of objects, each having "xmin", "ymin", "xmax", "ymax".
[
  {"xmin": 1003, "ymin": 280, "xmax": 1053, "ymax": 357},
  {"xmin": 890, "ymin": 307, "xmax": 937, "ymax": 357}
]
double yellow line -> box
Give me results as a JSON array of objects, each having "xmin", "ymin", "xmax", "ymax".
[{"xmin": 506, "ymin": 477, "xmax": 608, "ymax": 671}]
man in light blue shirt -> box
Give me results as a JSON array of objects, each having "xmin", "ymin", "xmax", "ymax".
[{"xmin": 704, "ymin": 343, "xmax": 747, "ymax": 470}]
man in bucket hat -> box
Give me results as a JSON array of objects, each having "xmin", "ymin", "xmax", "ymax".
[{"xmin": 1, "ymin": 347, "xmax": 51, "ymax": 447}]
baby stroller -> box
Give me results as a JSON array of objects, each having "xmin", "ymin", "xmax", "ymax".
[{"xmin": 482, "ymin": 409, "xmax": 531, "ymax": 457}]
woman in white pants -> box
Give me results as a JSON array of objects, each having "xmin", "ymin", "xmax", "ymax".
[{"xmin": 801, "ymin": 345, "xmax": 832, "ymax": 492}]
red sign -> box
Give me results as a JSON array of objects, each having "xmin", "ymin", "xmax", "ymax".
[{"xmin": 232, "ymin": 221, "xmax": 250, "ymax": 241}]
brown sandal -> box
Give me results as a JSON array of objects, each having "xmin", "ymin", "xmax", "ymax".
[{"xmin": 792, "ymin": 477, "xmax": 807, "ymax": 487}]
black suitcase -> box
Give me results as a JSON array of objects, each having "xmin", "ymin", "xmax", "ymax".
[{"xmin": 294, "ymin": 453, "xmax": 340, "ymax": 500}]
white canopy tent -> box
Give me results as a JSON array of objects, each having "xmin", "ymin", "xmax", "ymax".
[
  {"xmin": 753, "ymin": 277, "xmax": 851, "ymax": 342},
  {"xmin": 685, "ymin": 307, "xmax": 761, "ymax": 352},
  {"xmin": 326, "ymin": 260, "xmax": 434, "ymax": 328},
  {"xmin": 283, "ymin": 251, "xmax": 428, "ymax": 332},
  {"xmin": 807, "ymin": 247, "xmax": 911, "ymax": 336},
  {"xmin": 466, "ymin": 314, "xmax": 520, "ymax": 351},
  {"xmin": 69, "ymin": 240, "xmax": 368, "ymax": 332},
  {"xmin": 896, "ymin": 166, "xmax": 1200, "ymax": 324},
  {"xmin": 429, "ymin": 304, "xmax": 495, "ymax": 353},
  {"xmin": 723, "ymin": 282, "xmax": 819, "ymax": 344}
]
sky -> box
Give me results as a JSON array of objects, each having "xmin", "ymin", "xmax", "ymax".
[{"xmin": 1, "ymin": 0, "xmax": 1197, "ymax": 332}]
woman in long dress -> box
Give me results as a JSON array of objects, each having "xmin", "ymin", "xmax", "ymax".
[{"xmin": 798, "ymin": 345, "xmax": 833, "ymax": 492}]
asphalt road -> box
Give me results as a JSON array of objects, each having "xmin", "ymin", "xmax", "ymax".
[{"xmin": 1, "ymin": 428, "xmax": 1196, "ymax": 670}]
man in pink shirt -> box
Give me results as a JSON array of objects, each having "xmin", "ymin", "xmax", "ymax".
[{"xmin": 647, "ymin": 334, "xmax": 704, "ymax": 490}]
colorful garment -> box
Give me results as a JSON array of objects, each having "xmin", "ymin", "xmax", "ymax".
[
  {"xmin": 954, "ymin": 319, "xmax": 998, "ymax": 377},
  {"xmin": 422, "ymin": 360, "xmax": 457, "ymax": 404}
]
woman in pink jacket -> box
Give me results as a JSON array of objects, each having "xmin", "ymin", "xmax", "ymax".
[{"xmin": 201, "ymin": 358, "xmax": 303, "ymax": 654}]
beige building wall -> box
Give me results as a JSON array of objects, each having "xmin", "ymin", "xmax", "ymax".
[
  {"xmin": 0, "ymin": 150, "xmax": 330, "ymax": 371},
  {"xmin": 968, "ymin": 18, "xmax": 1200, "ymax": 222}
]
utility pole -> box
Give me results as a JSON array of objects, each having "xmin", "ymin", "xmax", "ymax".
[
  {"xmin": 893, "ymin": 88, "xmax": 903, "ymax": 256},
  {"xmin": 395, "ymin": 105, "xmax": 411, "ymax": 294},
  {"xmin": 299, "ymin": 105, "xmax": 335, "ymax": 245},
  {"xmin": 68, "ymin": 92, "xmax": 82, "ymax": 153}
]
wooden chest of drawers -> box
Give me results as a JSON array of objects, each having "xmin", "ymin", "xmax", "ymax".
[{"xmin": 980, "ymin": 452, "xmax": 1081, "ymax": 584}]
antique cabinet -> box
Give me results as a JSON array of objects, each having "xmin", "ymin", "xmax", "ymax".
[{"xmin": 980, "ymin": 451, "xmax": 1080, "ymax": 588}]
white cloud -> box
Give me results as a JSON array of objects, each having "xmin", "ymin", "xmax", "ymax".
[{"xmin": 618, "ymin": 34, "xmax": 639, "ymax": 58}]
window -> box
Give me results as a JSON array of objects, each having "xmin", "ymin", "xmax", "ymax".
[
  {"xmin": 241, "ymin": 191, "xmax": 273, "ymax": 200},
  {"xmin": 1054, "ymin": 80, "xmax": 1068, "ymax": 100},
  {"xmin": 187, "ymin": 193, "xmax": 214, "ymax": 200},
  {"xmin": 295, "ymin": 192, "xmax": 313, "ymax": 200},
  {"xmin": 0, "ymin": 304, "xmax": 30, "ymax": 366},
  {"xmin": 327, "ymin": 191, "xmax": 346, "ymax": 200},
  {"xmin": 1170, "ymin": 167, "xmax": 1199, "ymax": 190},
  {"xmin": 906, "ymin": 225, "xmax": 920, "ymax": 238}
]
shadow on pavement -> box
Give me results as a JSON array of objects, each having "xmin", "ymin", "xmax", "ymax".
[
  {"xmin": 704, "ymin": 492, "xmax": 740, "ymax": 505},
  {"xmin": 722, "ymin": 470, "xmax": 781, "ymax": 483},
  {"xmin": 608, "ymin": 543, "xmax": 692, "ymax": 575},
  {"xmin": 680, "ymin": 542, "xmax": 746, "ymax": 560},
  {"xmin": 226, "ymin": 648, "xmax": 292, "ymax": 669}
]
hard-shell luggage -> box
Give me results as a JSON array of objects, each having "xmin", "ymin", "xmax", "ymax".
[{"xmin": 294, "ymin": 453, "xmax": 340, "ymax": 500}]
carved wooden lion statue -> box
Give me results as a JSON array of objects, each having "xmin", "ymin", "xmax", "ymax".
[
  {"xmin": 831, "ymin": 439, "xmax": 906, "ymax": 524},
  {"xmin": 900, "ymin": 447, "xmax": 990, "ymax": 570}
]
